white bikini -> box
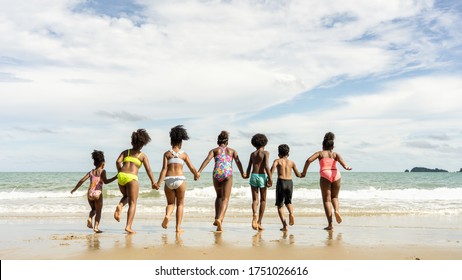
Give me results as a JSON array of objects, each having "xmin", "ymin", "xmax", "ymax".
[{"xmin": 165, "ymin": 150, "xmax": 186, "ymax": 190}]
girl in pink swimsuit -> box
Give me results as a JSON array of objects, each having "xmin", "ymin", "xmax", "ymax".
[
  {"xmin": 71, "ymin": 150, "xmax": 117, "ymax": 233},
  {"xmin": 197, "ymin": 131, "xmax": 246, "ymax": 231},
  {"xmin": 301, "ymin": 132, "xmax": 352, "ymax": 230}
]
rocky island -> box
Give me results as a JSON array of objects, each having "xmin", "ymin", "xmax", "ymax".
[{"xmin": 405, "ymin": 167, "xmax": 448, "ymax": 172}]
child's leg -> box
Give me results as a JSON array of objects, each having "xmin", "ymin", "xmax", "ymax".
[
  {"xmin": 114, "ymin": 184, "xmax": 128, "ymax": 222},
  {"xmin": 277, "ymin": 205, "xmax": 287, "ymax": 231},
  {"xmin": 162, "ymin": 185, "xmax": 176, "ymax": 229},
  {"xmin": 250, "ymin": 187, "xmax": 259, "ymax": 230},
  {"xmin": 287, "ymin": 203, "xmax": 295, "ymax": 226},
  {"xmin": 217, "ymin": 177, "xmax": 232, "ymax": 223},
  {"xmin": 257, "ymin": 187, "xmax": 267, "ymax": 230},
  {"xmin": 87, "ymin": 198, "xmax": 96, "ymax": 229},
  {"xmin": 331, "ymin": 179, "xmax": 342, "ymax": 224},
  {"xmin": 320, "ymin": 178, "xmax": 333, "ymax": 230},
  {"xmin": 175, "ymin": 183, "xmax": 186, "ymax": 233},
  {"xmin": 213, "ymin": 178, "xmax": 222, "ymax": 222},
  {"xmin": 125, "ymin": 181, "xmax": 139, "ymax": 234},
  {"xmin": 93, "ymin": 196, "xmax": 103, "ymax": 233}
]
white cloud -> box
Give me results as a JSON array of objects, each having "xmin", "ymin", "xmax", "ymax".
[{"xmin": 1, "ymin": 0, "xmax": 461, "ymax": 171}]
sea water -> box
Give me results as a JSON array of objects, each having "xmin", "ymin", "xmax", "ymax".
[{"xmin": 0, "ymin": 172, "xmax": 460, "ymax": 217}]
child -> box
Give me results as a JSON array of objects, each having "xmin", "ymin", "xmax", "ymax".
[
  {"xmin": 245, "ymin": 133, "xmax": 272, "ymax": 230},
  {"xmin": 71, "ymin": 150, "xmax": 117, "ymax": 233},
  {"xmin": 156, "ymin": 125, "xmax": 199, "ymax": 233},
  {"xmin": 197, "ymin": 130, "xmax": 246, "ymax": 232},
  {"xmin": 269, "ymin": 144, "xmax": 301, "ymax": 231},
  {"xmin": 115, "ymin": 129, "xmax": 157, "ymax": 234},
  {"xmin": 301, "ymin": 132, "xmax": 352, "ymax": 230}
]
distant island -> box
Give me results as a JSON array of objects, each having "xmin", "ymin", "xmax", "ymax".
[{"xmin": 405, "ymin": 167, "xmax": 448, "ymax": 172}]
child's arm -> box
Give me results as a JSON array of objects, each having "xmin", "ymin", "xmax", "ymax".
[
  {"xmin": 101, "ymin": 170, "xmax": 117, "ymax": 184},
  {"xmin": 244, "ymin": 155, "xmax": 252, "ymax": 179},
  {"xmin": 184, "ymin": 153, "xmax": 199, "ymax": 180},
  {"xmin": 197, "ymin": 150, "xmax": 214, "ymax": 179},
  {"xmin": 269, "ymin": 159, "xmax": 278, "ymax": 178},
  {"xmin": 115, "ymin": 151, "xmax": 124, "ymax": 172},
  {"xmin": 292, "ymin": 161, "xmax": 302, "ymax": 178},
  {"xmin": 335, "ymin": 153, "xmax": 352, "ymax": 170},
  {"xmin": 156, "ymin": 153, "xmax": 168, "ymax": 188},
  {"xmin": 71, "ymin": 173, "xmax": 90, "ymax": 194},
  {"xmin": 233, "ymin": 151, "xmax": 246, "ymax": 178},
  {"xmin": 142, "ymin": 155, "xmax": 158, "ymax": 190},
  {"xmin": 301, "ymin": 151, "xmax": 320, "ymax": 177},
  {"xmin": 264, "ymin": 151, "xmax": 272, "ymax": 187}
]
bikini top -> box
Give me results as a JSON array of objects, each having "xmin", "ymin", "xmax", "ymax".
[
  {"xmin": 167, "ymin": 150, "xmax": 185, "ymax": 165},
  {"xmin": 319, "ymin": 158, "xmax": 337, "ymax": 171},
  {"xmin": 123, "ymin": 149, "xmax": 143, "ymax": 168}
]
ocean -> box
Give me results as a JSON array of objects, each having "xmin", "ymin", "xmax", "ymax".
[{"xmin": 0, "ymin": 172, "xmax": 461, "ymax": 218}]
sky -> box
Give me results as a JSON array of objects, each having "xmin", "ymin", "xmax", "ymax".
[{"xmin": 1, "ymin": 0, "xmax": 462, "ymax": 172}]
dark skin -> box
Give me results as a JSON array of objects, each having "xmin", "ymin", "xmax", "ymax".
[
  {"xmin": 155, "ymin": 143, "xmax": 199, "ymax": 233},
  {"xmin": 269, "ymin": 154, "xmax": 301, "ymax": 231},
  {"xmin": 114, "ymin": 145, "xmax": 157, "ymax": 234},
  {"xmin": 71, "ymin": 162, "xmax": 117, "ymax": 233},
  {"xmin": 197, "ymin": 143, "xmax": 246, "ymax": 232},
  {"xmin": 301, "ymin": 149, "xmax": 351, "ymax": 230},
  {"xmin": 245, "ymin": 147, "xmax": 272, "ymax": 231}
]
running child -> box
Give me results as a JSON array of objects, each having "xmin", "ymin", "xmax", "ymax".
[
  {"xmin": 71, "ymin": 150, "xmax": 117, "ymax": 233},
  {"xmin": 245, "ymin": 133, "xmax": 272, "ymax": 230},
  {"xmin": 269, "ymin": 144, "xmax": 301, "ymax": 231}
]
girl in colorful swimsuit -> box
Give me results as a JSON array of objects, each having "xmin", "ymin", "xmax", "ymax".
[
  {"xmin": 114, "ymin": 129, "xmax": 158, "ymax": 234},
  {"xmin": 301, "ymin": 132, "xmax": 352, "ymax": 230},
  {"xmin": 197, "ymin": 131, "xmax": 246, "ymax": 231},
  {"xmin": 156, "ymin": 125, "xmax": 199, "ymax": 233},
  {"xmin": 71, "ymin": 150, "xmax": 117, "ymax": 233}
]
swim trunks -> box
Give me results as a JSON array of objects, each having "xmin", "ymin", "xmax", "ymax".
[
  {"xmin": 117, "ymin": 172, "xmax": 138, "ymax": 186},
  {"xmin": 164, "ymin": 176, "xmax": 186, "ymax": 190},
  {"xmin": 249, "ymin": 173, "xmax": 267, "ymax": 188},
  {"xmin": 275, "ymin": 178, "xmax": 293, "ymax": 207},
  {"xmin": 319, "ymin": 158, "xmax": 341, "ymax": 183}
]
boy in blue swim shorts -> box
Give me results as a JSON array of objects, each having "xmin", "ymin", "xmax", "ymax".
[{"xmin": 245, "ymin": 133, "xmax": 272, "ymax": 230}]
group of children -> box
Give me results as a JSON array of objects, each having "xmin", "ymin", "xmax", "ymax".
[{"xmin": 71, "ymin": 127, "xmax": 351, "ymax": 234}]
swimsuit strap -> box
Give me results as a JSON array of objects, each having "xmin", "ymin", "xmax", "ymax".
[{"xmin": 170, "ymin": 150, "xmax": 184, "ymax": 158}]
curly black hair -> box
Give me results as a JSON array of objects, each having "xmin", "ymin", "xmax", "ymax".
[
  {"xmin": 322, "ymin": 132, "xmax": 335, "ymax": 150},
  {"xmin": 131, "ymin": 129, "xmax": 151, "ymax": 150},
  {"xmin": 251, "ymin": 133, "xmax": 268, "ymax": 149},
  {"xmin": 217, "ymin": 130, "xmax": 229, "ymax": 145},
  {"xmin": 278, "ymin": 144, "xmax": 289, "ymax": 157},
  {"xmin": 91, "ymin": 150, "xmax": 105, "ymax": 167},
  {"xmin": 170, "ymin": 125, "xmax": 189, "ymax": 146}
]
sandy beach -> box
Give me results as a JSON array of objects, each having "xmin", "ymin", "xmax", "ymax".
[{"xmin": 1, "ymin": 212, "xmax": 461, "ymax": 260}]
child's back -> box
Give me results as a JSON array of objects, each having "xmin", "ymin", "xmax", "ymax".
[
  {"xmin": 250, "ymin": 148, "xmax": 269, "ymax": 174},
  {"xmin": 274, "ymin": 157, "xmax": 297, "ymax": 180}
]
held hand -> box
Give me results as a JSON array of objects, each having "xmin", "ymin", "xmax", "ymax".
[
  {"xmin": 346, "ymin": 166, "xmax": 352, "ymax": 171},
  {"xmin": 300, "ymin": 172, "xmax": 306, "ymax": 178}
]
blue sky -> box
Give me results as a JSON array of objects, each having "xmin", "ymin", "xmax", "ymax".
[{"xmin": 1, "ymin": 0, "xmax": 462, "ymax": 172}]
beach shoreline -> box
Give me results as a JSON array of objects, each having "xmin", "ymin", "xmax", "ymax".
[{"xmin": 1, "ymin": 214, "xmax": 461, "ymax": 260}]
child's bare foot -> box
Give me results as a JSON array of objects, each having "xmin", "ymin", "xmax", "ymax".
[
  {"xmin": 257, "ymin": 224, "xmax": 264, "ymax": 231},
  {"xmin": 161, "ymin": 216, "xmax": 169, "ymax": 229},
  {"xmin": 213, "ymin": 220, "xmax": 218, "ymax": 226},
  {"xmin": 289, "ymin": 214, "xmax": 295, "ymax": 226},
  {"xmin": 114, "ymin": 205, "xmax": 122, "ymax": 222},
  {"xmin": 335, "ymin": 211, "xmax": 342, "ymax": 224},
  {"xmin": 215, "ymin": 219, "xmax": 223, "ymax": 232},
  {"xmin": 324, "ymin": 225, "xmax": 333, "ymax": 231},
  {"xmin": 252, "ymin": 215, "xmax": 258, "ymax": 230},
  {"xmin": 125, "ymin": 227, "xmax": 136, "ymax": 234},
  {"xmin": 176, "ymin": 228, "xmax": 184, "ymax": 233},
  {"xmin": 87, "ymin": 218, "xmax": 93, "ymax": 229},
  {"xmin": 93, "ymin": 228, "xmax": 103, "ymax": 233}
]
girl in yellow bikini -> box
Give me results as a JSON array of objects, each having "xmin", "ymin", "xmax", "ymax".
[
  {"xmin": 301, "ymin": 132, "xmax": 352, "ymax": 231},
  {"xmin": 114, "ymin": 129, "xmax": 158, "ymax": 234}
]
